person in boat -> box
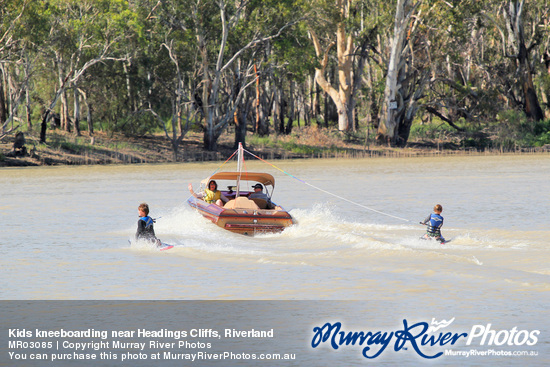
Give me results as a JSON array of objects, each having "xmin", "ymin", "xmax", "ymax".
[
  {"xmin": 136, "ymin": 202, "xmax": 162, "ymax": 246},
  {"xmin": 188, "ymin": 180, "xmax": 228, "ymax": 207},
  {"xmin": 421, "ymin": 204, "xmax": 445, "ymax": 243},
  {"xmin": 248, "ymin": 183, "xmax": 270, "ymax": 201},
  {"xmin": 248, "ymin": 183, "xmax": 272, "ymax": 209}
]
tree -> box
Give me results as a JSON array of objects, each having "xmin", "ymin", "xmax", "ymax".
[
  {"xmin": 0, "ymin": 0, "xmax": 30, "ymax": 137},
  {"xmin": 376, "ymin": 0, "xmax": 424, "ymax": 146},
  {"xmin": 309, "ymin": 0, "xmax": 356, "ymax": 131},
  {"xmin": 495, "ymin": 0, "xmax": 545, "ymax": 120},
  {"xmin": 192, "ymin": 0, "xmax": 299, "ymax": 151},
  {"xmin": 38, "ymin": 0, "xmax": 130, "ymax": 143}
]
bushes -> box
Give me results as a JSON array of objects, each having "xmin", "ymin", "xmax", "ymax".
[
  {"xmin": 247, "ymin": 125, "xmax": 346, "ymax": 155},
  {"xmin": 409, "ymin": 110, "xmax": 550, "ymax": 150},
  {"xmin": 493, "ymin": 110, "xmax": 550, "ymax": 148},
  {"xmin": 410, "ymin": 121, "xmax": 457, "ymax": 140}
]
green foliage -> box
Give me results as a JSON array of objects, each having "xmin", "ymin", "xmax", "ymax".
[
  {"xmin": 112, "ymin": 113, "xmax": 161, "ymax": 136},
  {"xmin": 475, "ymin": 110, "xmax": 550, "ymax": 149},
  {"xmin": 249, "ymin": 135, "xmax": 341, "ymax": 155},
  {"xmin": 410, "ymin": 121, "xmax": 457, "ymax": 140},
  {"xmin": 1, "ymin": 0, "xmax": 549, "ymax": 153},
  {"xmin": 492, "ymin": 110, "xmax": 537, "ymax": 148},
  {"xmin": 248, "ymin": 125, "xmax": 346, "ymax": 155},
  {"xmin": 460, "ymin": 131, "xmax": 492, "ymax": 149}
]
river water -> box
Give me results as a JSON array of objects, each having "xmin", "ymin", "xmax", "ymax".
[{"xmin": 1, "ymin": 154, "xmax": 549, "ymax": 365}]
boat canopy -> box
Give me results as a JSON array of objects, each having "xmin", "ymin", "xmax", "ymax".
[{"xmin": 201, "ymin": 172, "xmax": 276, "ymax": 187}]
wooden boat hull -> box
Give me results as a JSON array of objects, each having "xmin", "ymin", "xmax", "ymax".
[{"xmin": 187, "ymin": 197, "xmax": 293, "ymax": 236}]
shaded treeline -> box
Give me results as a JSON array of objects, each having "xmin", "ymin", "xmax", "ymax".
[{"xmin": 1, "ymin": 0, "xmax": 549, "ymax": 158}]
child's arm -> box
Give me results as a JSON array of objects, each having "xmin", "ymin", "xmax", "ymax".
[{"xmin": 420, "ymin": 214, "xmax": 430, "ymax": 225}]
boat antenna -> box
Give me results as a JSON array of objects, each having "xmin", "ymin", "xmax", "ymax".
[
  {"xmin": 242, "ymin": 148, "xmax": 411, "ymax": 223},
  {"xmin": 235, "ymin": 143, "xmax": 244, "ymax": 198}
]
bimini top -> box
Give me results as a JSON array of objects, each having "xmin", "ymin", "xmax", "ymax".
[{"xmin": 201, "ymin": 172, "xmax": 275, "ymax": 187}]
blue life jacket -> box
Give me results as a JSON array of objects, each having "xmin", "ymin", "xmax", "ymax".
[
  {"xmin": 140, "ymin": 216, "xmax": 154, "ymax": 228},
  {"xmin": 426, "ymin": 213, "xmax": 444, "ymax": 236}
]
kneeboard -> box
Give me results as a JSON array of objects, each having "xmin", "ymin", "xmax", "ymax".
[
  {"xmin": 158, "ymin": 242, "xmax": 174, "ymax": 251},
  {"xmin": 129, "ymin": 239, "xmax": 174, "ymax": 251},
  {"xmin": 420, "ymin": 236, "xmax": 450, "ymax": 245}
]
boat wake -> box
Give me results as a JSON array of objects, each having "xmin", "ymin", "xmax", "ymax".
[{"xmin": 124, "ymin": 202, "xmax": 543, "ymax": 263}]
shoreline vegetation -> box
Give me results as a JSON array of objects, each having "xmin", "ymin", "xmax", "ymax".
[
  {"xmin": 2, "ymin": 2, "xmax": 550, "ymax": 168},
  {"xmin": 1, "ymin": 126, "xmax": 549, "ymax": 167}
]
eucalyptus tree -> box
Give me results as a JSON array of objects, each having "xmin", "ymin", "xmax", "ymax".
[
  {"xmin": 375, "ymin": 0, "xmax": 424, "ymax": 146},
  {"xmin": 192, "ymin": 0, "xmax": 302, "ymax": 150},
  {"xmin": 36, "ymin": 0, "xmax": 131, "ymax": 143},
  {"xmin": 308, "ymin": 0, "xmax": 356, "ymax": 131},
  {"xmin": 412, "ymin": 1, "xmax": 489, "ymax": 131},
  {"xmin": 376, "ymin": 0, "xmax": 490, "ymax": 145},
  {"xmin": 485, "ymin": 0, "xmax": 547, "ymax": 121},
  {"xmin": 0, "ymin": 0, "xmax": 32, "ymax": 137},
  {"xmin": 137, "ymin": 0, "xmax": 199, "ymax": 159},
  {"xmin": 254, "ymin": 3, "xmax": 315, "ymax": 137},
  {"xmin": 207, "ymin": 0, "xmax": 301, "ymax": 150}
]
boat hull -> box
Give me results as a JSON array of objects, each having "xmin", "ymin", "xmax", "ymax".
[{"xmin": 187, "ymin": 197, "xmax": 293, "ymax": 235}]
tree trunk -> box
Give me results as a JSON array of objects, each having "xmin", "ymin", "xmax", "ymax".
[
  {"xmin": 272, "ymin": 82, "xmax": 283, "ymax": 134},
  {"xmin": 25, "ymin": 88, "xmax": 32, "ymax": 131},
  {"xmin": 505, "ymin": 0, "xmax": 544, "ymax": 121},
  {"xmin": 278, "ymin": 83, "xmax": 286, "ymax": 134},
  {"xmin": 60, "ymin": 90, "xmax": 70, "ymax": 132},
  {"xmin": 203, "ymin": 124, "xmax": 218, "ymax": 151},
  {"xmin": 40, "ymin": 111, "xmax": 49, "ymax": 143},
  {"xmin": 543, "ymin": 51, "xmax": 550, "ymax": 119},
  {"xmin": 25, "ymin": 60, "xmax": 32, "ymax": 131},
  {"xmin": 309, "ymin": 1, "xmax": 355, "ymax": 131},
  {"xmin": 323, "ymin": 92, "xmax": 330, "ymax": 128},
  {"xmin": 518, "ymin": 45, "xmax": 543, "ymax": 121},
  {"xmin": 233, "ymin": 95, "xmax": 249, "ymax": 149},
  {"xmin": 258, "ymin": 88, "xmax": 271, "ymax": 136},
  {"xmin": 377, "ymin": 0, "xmax": 423, "ymax": 146},
  {"xmin": 123, "ymin": 59, "xmax": 135, "ymax": 111},
  {"xmin": 285, "ymin": 80, "xmax": 295, "ymax": 134},
  {"xmin": 312, "ymin": 75, "xmax": 320, "ymax": 125},
  {"xmin": 55, "ymin": 53, "xmax": 70, "ymax": 132},
  {"xmin": 254, "ymin": 63, "xmax": 260, "ymax": 133},
  {"xmin": 73, "ymin": 84, "xmax": 81, "ymax": 136},
  {"xmin": 378, "ymin": 0, "xmax": 410, "ymax": 144},
  {"xmin": 80, "ymin": 89, "xmax": 94, "ymax": 135},
  {"xmin": 87, "ymin": 104, "xmax": 93, "ymax": 135},
  {"xmin": 0, "ymin": 78, "xmax": 6, "ymax": 131}
]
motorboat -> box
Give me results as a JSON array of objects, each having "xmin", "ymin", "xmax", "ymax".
[{"xmin": 187, "ymin": 144, "xmax": 294, "ymax": 235}]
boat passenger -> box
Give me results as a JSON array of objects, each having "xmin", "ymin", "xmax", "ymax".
[
  {"xmin": 188, "ymin": 180, "xmax": 228, "ymax": 207},
  {"xmin": 248, "ymin": 183, "xmax": 272, "ymax": 209},
  {"xmin": 421, "ymin": 204, "xmax": 445, "ymax": 243},
  {"xmin": 248, "ymin": 183, "xmax": 270, "ymax": 201},
  {"xmin": 136, "ymin": 202, "xmax": 162, "ymax": 246}
]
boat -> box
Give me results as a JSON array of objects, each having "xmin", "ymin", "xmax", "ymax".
[{"xmin": 187, "ymin": 143, "xmax": 294, "ymax": 235}]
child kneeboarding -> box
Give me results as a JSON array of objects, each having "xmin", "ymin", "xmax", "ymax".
[
  {"xmin": 136, "ymin": 202, "xmax": 162, "ymax": 247},
  {"xmin": 421, "ymin": 204, "xmax": 445, "ymax": 243}
]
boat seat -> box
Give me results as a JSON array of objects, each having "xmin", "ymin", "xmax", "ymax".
[
  {"xmin": 224, "ymin": 197, "xmax": 259, "ymax": 210},
  {"xmin": 251, "ymin": 198, "xmax": 269, "ymax": 209}
]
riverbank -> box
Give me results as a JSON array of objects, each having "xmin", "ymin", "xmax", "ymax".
[{"xmin": 1, "ymin": 128, "xmax": 549, "ymax": 167}]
